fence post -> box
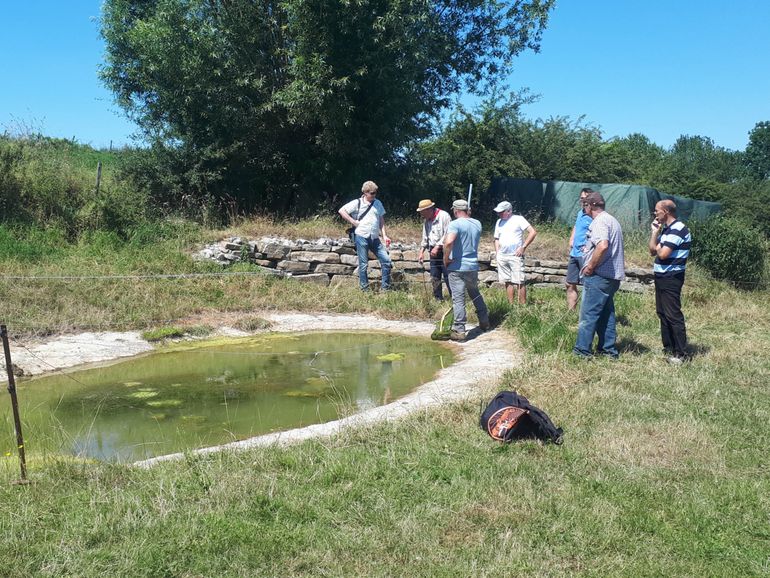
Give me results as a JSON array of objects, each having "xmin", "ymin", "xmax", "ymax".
[
  {"xmin": 1, "ymin": 325, "xmax": 27, "ymax": 482},
  {"xmin": 95, "ymin": 161, "xmax": 103, "ymax": 196}
]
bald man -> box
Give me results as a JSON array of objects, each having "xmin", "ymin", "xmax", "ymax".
[{"xmin": 649, "ymin": 199, "xmax": 691, "ymax": 364}]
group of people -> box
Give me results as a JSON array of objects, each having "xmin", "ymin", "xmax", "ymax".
[
  {"xmin": 339, "ymin": 181, "xmax": 691, "ymax": 361},
  {"xmin": 566, "ymin": 187, "xmax": 691, "ymax": 363}
]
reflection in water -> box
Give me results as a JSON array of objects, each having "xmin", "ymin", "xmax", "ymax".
[{"xmin": 2, "ymin": 332, "xmax": 452, "ymax": 462}]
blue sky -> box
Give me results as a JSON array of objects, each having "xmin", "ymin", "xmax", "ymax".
[{"xmin": 1, "ymin": 1, "xmax": 768, "ymax": 151}]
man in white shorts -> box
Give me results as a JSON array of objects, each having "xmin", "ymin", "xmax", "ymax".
[{"xmin": 493, "ymin": 201, "xmax": 538, "ymax": 305}]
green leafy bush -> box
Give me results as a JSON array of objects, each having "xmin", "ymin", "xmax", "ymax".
[{"xmin": 690, "ymin": 215, "xmax": 767, "ymax": 287}]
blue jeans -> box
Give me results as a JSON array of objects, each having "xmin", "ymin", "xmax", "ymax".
[
  {"xmin": 573, "ymin": 274, "xmax": 620, "ymax": 357},
  {"xmin": 355, "ymin": 235, "xmax": 392, "ymax": 291},
  {"xmin": 447, "ymin": 270, "xmax": 489, "ymax": 333}
]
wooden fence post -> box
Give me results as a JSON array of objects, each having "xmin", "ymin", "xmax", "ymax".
[{"xmin": 1, "ymin": 325, "xmax": 27, "ymax": 482}]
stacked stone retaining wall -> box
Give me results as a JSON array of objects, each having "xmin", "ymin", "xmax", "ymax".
[{"xmin": 197, "ymin": 236, "xmax": 654, "ymax": 292}]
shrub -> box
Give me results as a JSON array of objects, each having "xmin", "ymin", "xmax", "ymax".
[{"xmin": 690, "ymin": 215, "xmax": 767, "ymax": 287}]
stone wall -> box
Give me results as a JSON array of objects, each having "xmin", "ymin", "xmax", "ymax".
[{"xmin": 197, "ymin": 236, "xmax": 654, "ymax": 292}]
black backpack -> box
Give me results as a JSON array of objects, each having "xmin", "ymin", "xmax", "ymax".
[{"xmin": 480, "ymin": 390, "xmax": 563, "ymax": 444}]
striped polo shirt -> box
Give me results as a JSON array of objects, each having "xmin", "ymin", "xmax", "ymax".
[{"xmin": 654, "ymin": 220, "xmax": 691, "ymax": 276}]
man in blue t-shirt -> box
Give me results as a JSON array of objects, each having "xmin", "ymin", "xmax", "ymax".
[
  {"xmin": 442, "ymin": 199, "xmax": 490, "ymax": 341},
  {"xmin": 566, "ymin": 187, "xmax": 594, "ymax": 311},
  {"xmin": 649, "ymin": 199, "xmax": 691, "ymax": 363}
]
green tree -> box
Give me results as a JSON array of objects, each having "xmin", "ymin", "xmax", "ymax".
[
  {"xmin": 650, "ymin": 135, "xmax": 742, "ymax": 200},
  {"xmin": 100, "ymin": 0, "xmax": 555, "ymax": 214},
  {"xmin": 744, "ymin": 121, "xmax": 770, "ymax": 180}
]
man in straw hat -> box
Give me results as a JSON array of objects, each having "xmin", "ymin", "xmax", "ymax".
[
  {"xmin": 417, "ymin": 199, "xmax": 452, "ymax": 300},
  {"xmin": 442, "ymin": 199, "xmax": 490, "ymax": 341}
]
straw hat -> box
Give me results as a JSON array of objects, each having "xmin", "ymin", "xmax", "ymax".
[{"xmin": 416, "ymin": 199, "xmax": 435, "ymax": 212}]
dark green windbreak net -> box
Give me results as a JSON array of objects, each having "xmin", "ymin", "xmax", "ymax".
[{"xmin": 487, "ymin": 178, "xmax": 721, "ymax": 230}]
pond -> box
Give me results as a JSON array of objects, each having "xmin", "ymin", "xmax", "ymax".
[{"xmin": 1, "ymin": 332, "xmax": 453, "ymax": 462}]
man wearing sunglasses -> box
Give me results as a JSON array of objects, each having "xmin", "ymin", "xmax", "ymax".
[
  {"xmin": 566, "ymin": 187, "xmax": 594, "ymax": 311},
  {"xmin": 339, "ymin": 180, "xmax": 392, "ymax": 291}
]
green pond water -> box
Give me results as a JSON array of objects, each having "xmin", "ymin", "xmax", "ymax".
[{"xmin": 1, "ymin": 332, "xmax": 452, "ymax": 462}]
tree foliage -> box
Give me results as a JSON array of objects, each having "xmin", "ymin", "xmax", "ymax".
[
  {"xmin": 100, "ymin": 0, "xmax": 554, "ymax": 213},
  {"xmin": 744, "ymin": 121, "xmax": 770, "ymax": 180},
  {"xmin": 408, "ymin": 97, "xmax": 640, "ymax": 211}
]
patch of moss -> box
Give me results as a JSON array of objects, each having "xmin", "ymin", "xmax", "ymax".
[
  {"xmin": 146, "ymin": 399, "xmax": 183, "ymax": 408},
  {"xmin": 376, "ymin": 353, "xmax": 406, "ymax": 362},
  {"xmin": 142, "ymin": 326, "xmax": 186, "ymax": 342}
]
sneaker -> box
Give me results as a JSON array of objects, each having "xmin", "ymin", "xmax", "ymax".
[
  {"xmin": 666, "ymin": 356, "xmax": 685, "ymax": 365},
  {"xmin": 479, "ymin": 319, "xmax": 491, "ymax": 331},
  {"xmin": 597, "ymin": 351, "xmax": 619, "ymax": 361},
  {"xmin": 449, "ymin": 331, "xmax": 467, "ymax": 342}
]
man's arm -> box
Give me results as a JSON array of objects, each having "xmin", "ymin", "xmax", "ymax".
[
  {"xmin": 443, "ymin": 232, "xmax": 457, "ymax": 268},
  {"xmin": 569, "ymin": 225, "xmax": 576, "ymax": 250},
  {"xmin": 515, "ymin": 225, "xmax": 538, "ymax": 257},
  {"xmin": 379, "ymin": 216, "xmax": 388, "ymax": 243},
  {"xmin": 582, "ymin": 240, "xmax": 608, "ymax": 276},
  {"xmin": 338, "ymin": 207, "xmax": 358, "ymax": 227},
  {"xmin": 649, "ymin": 221, "xmax": 660, "ymax": 256},
  {"xmin": 648, "ymin": 222, "xmax": 673, "ymax": 259}
]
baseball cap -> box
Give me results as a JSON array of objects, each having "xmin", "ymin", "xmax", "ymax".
[{"xmin": 493, "ymin": 201, "xmax": 512, "ymax": 213}]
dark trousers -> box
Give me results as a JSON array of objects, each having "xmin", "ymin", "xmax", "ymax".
[
  {"xmin": 428, "ymin": 247, "xmax": 450, "ymax": 300},
  {"xmin": 655, "ymin": 273, "xmax": 688, "ymax": 357}
]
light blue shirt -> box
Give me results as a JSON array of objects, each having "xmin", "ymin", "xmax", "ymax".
[
  {"xmin": 570, "ymin": 210, "xmax": 592, "ymax": 259},
  {"xmin": 446, "ymin": 218, "xmax": 481, "ymax": 272}
]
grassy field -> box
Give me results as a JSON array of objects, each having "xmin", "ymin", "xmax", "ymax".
[{"xmin": 0, "ymin": 221, "xmax": 768, "ymax": 576}]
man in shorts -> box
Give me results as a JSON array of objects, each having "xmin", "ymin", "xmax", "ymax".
[
  {"xmin": 493, "ymin": 201, "xmax": 537, "ymax": 305},
  {"xmin": 566, "ymin": 187, "xmax": 594, "ymax": 310}
]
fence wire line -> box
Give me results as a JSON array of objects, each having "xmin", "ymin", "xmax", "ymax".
[{"xmin": 0, "ymin": 270, "xmax": 273, "ymax": 281}]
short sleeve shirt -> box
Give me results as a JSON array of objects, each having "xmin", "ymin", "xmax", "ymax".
[
  {"xmin": 494, "ymin": 215, "xmax": 531, "ymax": 254},
  {"xmin": 583, "ymin": 211, "xmax": 625, "ymax": 280},
  {"xmin": 570, "ymin": 210, "xmax": 593, "ymax": 259},
  {"xmin": 446, "ymin": 218, "xmax": 482, "ymax": 272},
  {"xmin": 340, "ymin": 197, "xmax": 386, "ymax": 239},
  {"xmin": 654, "ymin": 220, "xmax": 690, "ymax": 276}
]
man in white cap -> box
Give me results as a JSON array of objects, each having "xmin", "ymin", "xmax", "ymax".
[
  {"xmin": 493, "ymin": 201, "xmax": 538, "ymax": 305},
  {"xmin": 443, "ymin": 199, "xmax": 490, "ymax": 341},
  {"xmin": 417, "ymin": 199, "xmax": 452, "ymax": 300}
]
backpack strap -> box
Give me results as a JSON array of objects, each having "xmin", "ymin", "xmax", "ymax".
[{"xmin": 356, "ymin": 198, "xmax": 375, "ymax": 221}]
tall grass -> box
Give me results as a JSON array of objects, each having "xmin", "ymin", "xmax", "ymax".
[{"xmin": 0, "ymin": 135, "xmax": 148, "ymax": 237}]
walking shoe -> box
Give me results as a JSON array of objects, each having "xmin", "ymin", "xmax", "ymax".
[
  {"xmin": 479, "ymin": 319, "xmax": 491, "ymax": 331},
  {"xmin": 449, "ymin": 331, "xmax": 467, "ymax": 342},
  {"xmin": 666, "ymin": 356, "xmax": 685, "ymax": 365}
]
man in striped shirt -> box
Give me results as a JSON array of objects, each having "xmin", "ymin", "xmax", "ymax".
[{"xmin": 649, "ymin": 200, "xmax": 691, "ymax": 364}]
